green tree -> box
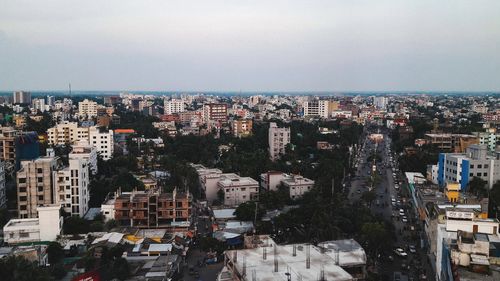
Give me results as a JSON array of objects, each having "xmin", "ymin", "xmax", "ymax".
[
  {"xmin": 63, "ymin": 216, "xmax": 90, "ymax": 235},
  {"xmin": 47, "ymin": 242, "xmax": 65, "ymax": 265},
  {"xmin": 235, "ymin": 202, "xmax": 261, "ymax": 221},
  {"xmin": 468, "ymin": 177, "xmax": 488, "ymax": 198},
  {"xmin": 361, "ymin": 191, "xmax": 377, "ymax": 206},
  {"xmin": 0, "ymin": 255, "xmax": 51, "ymax": 281}
]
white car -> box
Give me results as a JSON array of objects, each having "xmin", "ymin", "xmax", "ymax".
[
  {"xmin": 402, "ymin": 217, "xmax": 408, "ymax": 223},
  {"xmin": 409, "ymin": 245, "xmax": 417, "ymax": 254},
  {"xmin": 394, "ymin": 248, "xmax": 408, "ymax": 257}
]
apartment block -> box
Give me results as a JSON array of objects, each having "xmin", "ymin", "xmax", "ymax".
[
  {"xmin": 280, "ymin": 174, "xmax": 315, "ymax": 199},
  {"xmin": 112, "ymin": 188, "xmax": 192, "ymax": 228},
  {"xmin": 78, "ymin": 99, "xmax": 98, "ymax": 119},
  {"xmin": 47, "ymin": 122, "xmax": 114, "ymax": 160},
  {"xmin": 164, "ymin": 99, "xmax": 185, "ymax": 115},
  {"xmin": 47, "ymin": 122, "xmax": 89, "ymax": 144},
  {"xmin": 0, "ymin": 161, "xmax": 5, "ymax": 208},
  {"xmin": 218, "ymin": 174, "xmax": 259, "ymax": 206},
  {"xmin": 268, "ymin": 122, "xmax": 290, "ymax": 161},
  {"xmin": 473, "ymin": 128, "xmax": 500, "ymax": 152},
  {"xmin": 13, "ymin": 91, "xmax": 31, "ymax": 104},
  {"xmin": 16, "ymin": 156, "xmax": 58, "ymax": 218},
  {"xmin": 437, "ymin": 144, "xmax": 500, "ymax": 190},
  {"xmin": 69, "ymin": 141, "xmax": 98, "ymax": 175},
  {"xmin": 231, "ymin": 119, "xmax": 253, "ymax": 137},
  {"xmin": 425, "ymin": 133, "xmax": 479, "ymax": 153},
  {"xmin": 203, "ymin": 103, "xmax": 228, "ymax": 123},
  {"xmin": 53, "ymin": 157, "xmax": 90, "ymax": 217},
  {"xmin": 88, "ymin": 126, "xmax": 114, "ymax": 160}
]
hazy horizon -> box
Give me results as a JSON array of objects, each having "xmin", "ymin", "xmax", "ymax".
[{"xmin": 1, "ymin": 1, "xmax": 500, "ymax": 91}]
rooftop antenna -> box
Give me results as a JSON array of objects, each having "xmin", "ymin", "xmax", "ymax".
[
  {"xmin": 293, "ymin": 244, "xmax": 297, "ymax": 256},
  {"xmin": 69, "ymin": 83, "xmax": 72, "ymax": 97}
]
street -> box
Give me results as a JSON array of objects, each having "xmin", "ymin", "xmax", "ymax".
[{"xmin": 348, "ymin": 128, "xmax": 434, "ymax": 281}]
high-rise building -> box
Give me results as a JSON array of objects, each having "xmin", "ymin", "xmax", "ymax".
[
  {"xmin": 53, "ymin": 156, "xmax": 90, "ymax": 217},
  {"xmin": 13, "ymin": 91, "xmax": 31, "ymax": 105},
  {"xmin": 268, "ymin": 122, "xmax": 290, "ymax": 161},
  {"xmin": 0, "ymin": 161, "xmax": 5, "ymax": 208},
  {"xmin": 69, "ymin": 141, "xmax": 98, "ymax": 175},
  {"xmin": 32, "ymin": 98, "xmax": 46, "ymax": 112},
  {"xmin": 473, "ymin": 128, "xmax": 500, "ymax": 152},
  {"xmin": 232, "ymin": 119, "xmax": 253, "ymax": 137},
  {"xmin": 373, "ymin": 96, "xmax": 388, "ymax": 110},
  {"xmin": 164, "ymin": 99, "xmax": 186, "ymax": 115},
  {"xmin": 47, "ymin": 122, "xmax": 114, "ymax": 160},
  {"xmin": 303, "ymin": 100, "xmax": 329, "ymax": 118},
  {"xmin": 47, "ymin": 95, "xmax": 55, "ymax": 107},
  {"xmin": 203, "ymin": 103, "xmax": 228, "ymax": 123},
  {"xmin": 78, "ymin": 99, "xmax": 98, "ymax": 119},
  {"xmin": 16, "ymin": 156, "xmax": 58, "ymax": 218}
]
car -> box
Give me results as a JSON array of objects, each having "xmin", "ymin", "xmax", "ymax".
[
  {"xmin": 409, "ymin": 245, "xmax": 417, "ymax": 253},
  {"xmin": 394, "ymin": 248, "xmax": 408, "ymax": 257},
  {"xmin": 399, "ymin": 211, "xmax": 405, "ymax": 216},
  {"xmin": 402, "ymin": 217, "xmax": 408, "ymax": 223},
  {"xmin": 357, "ymin": 189, "xmax": 361, "ymax": 194}
]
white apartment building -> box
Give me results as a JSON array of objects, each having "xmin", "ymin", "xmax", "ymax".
[
  {"xmin": 0, "ymin": 161, "xmax": 5, "ymax": 208},
  {"xmin": 47, "ymin": 122, "xmax": 114, "ymax": 160},
  {"xmin": 473, "ymin": 128, "xmax": 500, "ymax": 152},
  {"xmin": 78, "ymin": 99, "xmax": 98, "ymax": 119},
  {"xmin": 88, "ymin": 126, "xmax": 114, "ymax": 160},
  {"xmin": 47, "ymin": 122, "xmax": 89, "ymax": 144},
  {"xmin": 303, "ymin": 100, "xmax": 330, "ymax": 118},
  {"xmin": 32, "ymin": 98, "xmax": 46, "ymax": 112},
  {"xmin": 164, "ymin": 99, "xmax": 186, "ymax": 115},
  {"xmin": 3, "ymin": 205, "xmax": 62, "ymax": 244},
  {"xmin": 53, "ymin": 157, "xmax": 90, "ymax": 217},
  {"xmin": 281, "ymin": 174, "xmax": 315, "ymax": 199},
  {"xmin": 260, "ymin": 171, "xmax": 287, "ymax": 191},
  {"xmin": 69, "ymin": 141, "xmax": 98, "ymax": 175},
  {"xmin": 373, "ymin": 96, "xmax": 388, "ymax": 109},
  {"xmin": 218, "ymin": 174, "xmax": 259, "ymax": 206},
  {"xmin": 437, "ymin": 144, "xmax": 500, "ymax": 190},
  {"xmin": 268, "ymin": 122, "xmax": 290, "ymax": 161}
]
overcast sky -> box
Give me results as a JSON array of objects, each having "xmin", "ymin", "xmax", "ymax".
[{"xmin": 1, "ymin": 0, "xmax": 499, "ymax": 92}]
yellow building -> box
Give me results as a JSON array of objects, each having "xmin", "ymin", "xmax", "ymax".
[{"xmin": 445, "ymin": 183, "xmax": 460, "ymax": 203}]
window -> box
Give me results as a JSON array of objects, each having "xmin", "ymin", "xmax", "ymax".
[
  {"xmin": 471, "ymin": 164, "xmax": 474, "ymax": 168},
  {"xmin": 470, "ymin": 173, "xmax": 473, "ymax": 177},
  {"xmin": 484, "ymin": 173, "xmax": 488, "ymax": 177},
  {"xmin": 38, "ymin": 195, "xmax": 44, "ymax": 201},
  {"xmin": 478, "ymin": 164, "xmax": 482, "ymax": 169},
  {"xmin": 19, "ymin": 196, "xmax": 27, "ymax": 202},
  {"xmin": 477, "ymin": 173, "xmax": 481, "ymax": 176},
  {"xmin": 37, "ymin": 168, "xmax": 43, "ymax": 173},
  {"xmin": 485, "ymin": 164, "xmax": 489, "ymax": 169},
  {"xmin": 19, "ymin": 187, "xmax": 26, "ymax": 193},
  {"xmin": 18, "ymin": 178, "xmax": 26, "ymax": 184},
  {"xmin": 20, "ymin": 233, "xmax": 29, "ymax": 238}
]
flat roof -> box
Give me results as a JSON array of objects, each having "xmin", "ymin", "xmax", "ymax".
[
  {"xmin": 213, "ymin": 208, "xmax": 236, "ymax": 219},
  {"xmin": 226, "ymin": 243, "xmax": 354, "ymax": 281}
]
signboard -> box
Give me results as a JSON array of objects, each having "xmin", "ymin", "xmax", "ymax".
[{"xmin": 446, "ymin": 211, "xmax": 474, "ymax": 220}]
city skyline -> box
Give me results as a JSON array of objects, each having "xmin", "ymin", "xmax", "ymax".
[{"xmin": 1, "ymin": 0, "xmax": 500, "ymax": 92}]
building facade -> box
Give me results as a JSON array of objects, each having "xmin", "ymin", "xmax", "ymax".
[
  {"xmin": 232, "ymin": 119, "xmax": 253, "ymax": 137},
  {"xmin": 16, "ymin": 157, "xmax": 58, "ymax": 218},
  {"xmin": 164, "ymin": 99, "xmax": 185, "ymax": 115},
  {"xmin": 53, "ymin": 157, "xmax": 90, "ymax": 217},
  {"xmin": 268, "ymin": 122, "xmax": 290, "ymax": 161},
  {"xmin": 13, "ymin": 91, "xmax": 31, "ymax": 104},
  {"xmin": 78, "ymin": 99, "xmax": 98, "ymax": 119},
  {"xmin": 113, "ymin": 188, "xmax": 192, "ymax": 228},
  {"xmin": 203, "ymin": 103, "xmax": 228, "ymax": 123},
  {"xmin": 437, "ymin": 144, "xmax": 500, "ymax": 190}
]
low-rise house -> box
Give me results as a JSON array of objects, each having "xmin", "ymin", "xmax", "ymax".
[{"xmin": 3, "ymin": 205, "xmax": 62, "ymax": 244}]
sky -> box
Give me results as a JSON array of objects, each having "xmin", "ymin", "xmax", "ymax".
[{"xmin": 1, "ymin": 0, "xmax": 500, "ymax": 92}]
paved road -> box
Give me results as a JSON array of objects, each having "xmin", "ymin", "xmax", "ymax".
[{"xmin": 348, "ymin": 129, "xmax": 434, "ymax": 281}]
